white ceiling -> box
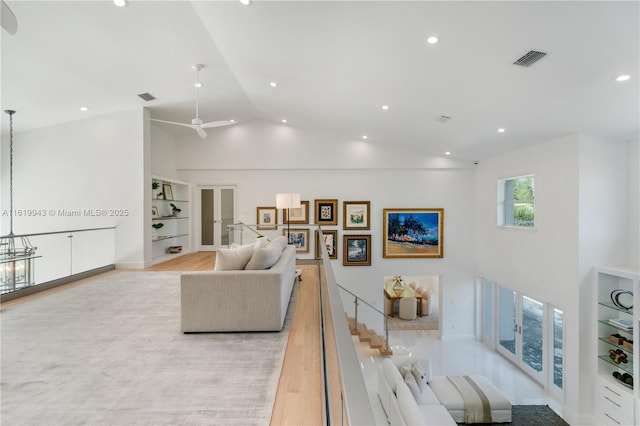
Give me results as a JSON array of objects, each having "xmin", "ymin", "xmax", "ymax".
[{"xmin": 2, "ymin": 1, "xmax": 638, "ymax": 161}]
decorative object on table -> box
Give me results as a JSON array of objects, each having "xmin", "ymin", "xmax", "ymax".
[
  {"xmin": 314, "ymin": 199, "xmax": 338, "ymax": 226},
  {"xmin": 343, "ymin": 234, "xmax": 371, "ymax": 266},
  {"xmin": 609, "ymin": 333, "xmax": 626, "ymax": 345},
  {"xmin": 151, "ymin": 222, "xmax": 164, "ymax": 240},
  {"xmin": 343, "ymin": 201, "xmax": 370, "ymax": 230},
  {"xmin": 391, "ymin": 275, "xmax": 405, "ymax": 295},
  {"xmin": 609, "ymin": 348, "xmax": 629, "ymax": 364},
  {"xmin": 282, "ymin": 228, "xmax": 309, "ymax": 253},
  {"xmin": 608, "ymin": 318, "xmax": 633, "ymax": 330},
  {"xmin": 162, "ymin": 184, "xmax": 174, "ymax": 201},
  {"xmin": 383, "ymin": 208, "xmax": 444, "ymax": 258},
  {"xmin": 610, "ymin": 289, "xmax": 633, "ymax": 310},
  {"xmin": 170, "ymin": 203, "xmax": 182, "ymax": 217},
  {"xmin": 0, "ymin": 110, "xmax": 39, "ymax": 292},
  {"xmin": 167, "ymin": 246, "xmax": 182, "ymax": 254},
  {"xmin": 256, "ymin": 206, "xmax": 278, "ymax": 230},
  {"xmin": 284, "ymin": 200, "xmax": 309, "ymax": 224},
  {"xmin": 315, "ymin": 229, "xmax": 337, "ymax": 260},
  {"xmin": 276, "ymin": 193, "xmax": 301, "ymax": 243},
  {"xmin": 612, "ymin": 371, "xmax": 634, "ymax": 388},
  {"xmin": 151, "ymin": 206, "xmax": 160, "ymax": 219}
]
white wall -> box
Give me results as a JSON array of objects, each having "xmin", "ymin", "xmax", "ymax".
[
  {"xmin": 1, "ymin": 108, "xmax": 147, "ymax": 269},
  {"xmin": 176, "ymin": 120, "xmax": 477, "ymax": 338},
  {"xmin": 629, "ymin": 140, "xmax": 639, "ymax": 268},
  {"xmin": 150, "ymin": 124, "xmax": 179, "ymax": 179}
]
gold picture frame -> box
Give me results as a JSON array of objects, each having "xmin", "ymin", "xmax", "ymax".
[
  {"xmin": 256, "ymin": 206, "xmax": 278, "ymax": 230},
  {"xmin": 283, "ymin": 228, "xmax": 310, "ymax": 253},
  {"xmin": 315, "ymin": 229, "xmax": 338, "ymax": 260},
  {"xmin": 284, "ymin": 200, "xmax": 309, "ymax": 224},
  {"xmin": 343, "ymin": 201, "xmax": 370, "ymax": 230},
  {"xmin": 343, "ymin": 234, "xmax": 371, "ymax": 266},
  {"xmin": 383, "ymin": 208, "xmax": 444, "ymax": 258},
  {"xmin": 314, "ymin": 199, "xmax": 338, "ymax": 226}
]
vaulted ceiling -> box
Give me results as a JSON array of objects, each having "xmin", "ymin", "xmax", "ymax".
[{"xmin": 2, "ymin": 1, "xmax": 638, "ymax": 161}]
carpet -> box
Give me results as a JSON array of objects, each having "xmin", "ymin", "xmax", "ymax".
[
  {"xmin": 387, "ymin": 314, "xmax": 439, "ymax": 330},
  {"xmin": 458, "ymin": 405, "xmax": 569, "ymax": 426},
  {"xmin": 0, "ymin": 271, "xmax": 295, "ymax": 426}
]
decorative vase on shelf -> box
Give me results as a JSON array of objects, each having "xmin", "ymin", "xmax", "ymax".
[{"xmin": 392, "ymin": 275, "xmax": 405, "ymax": 296}]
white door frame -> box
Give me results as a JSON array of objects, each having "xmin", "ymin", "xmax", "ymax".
[{"xmin": 194, "ymin": 185, "xmax": 237, "ymax": 251}]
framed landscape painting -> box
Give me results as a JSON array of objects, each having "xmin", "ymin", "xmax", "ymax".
[
  {"xmin": 343, "ymin": 201, "xmax": 370, "ymax": 230},
  {"xmin": 314, "ymin": 199, "xmax": 338, "ymax": 226},
  {"xmin": 256, "ymin": 206, "xmax": 277, "ymax": 230},
  {"xmin": 315, "ymin": 229, "xmax": 338, "ymax": 260},
  {"xmin": 383, "ymin": 208, "xmax": 444, "ymax": 258},
  {"xmin": 283, "ymin": 228, "xmax": 310, "ymax": 253},
  {"xmin": 284, "ymin": 200, "xmax": 309, "ymax": 224},
  {"xmin": 343, "ymin": 234, "xmax": 371, "ymax": 266}
]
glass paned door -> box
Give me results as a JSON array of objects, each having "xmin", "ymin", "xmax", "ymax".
[
  {"xmin": 498, "ymin": 286, "xmax": 517, "ymax": 358},
  {"xmin": 521, "ymin": 296, "xmax": 544, "ymax": 374},
  {"xmin": 197, "ymin": 185, "xmax": 236, "ymax": 251},
  {"xmin": 552, "ymin": 308, "xmax": 564, "ymax": 389}
]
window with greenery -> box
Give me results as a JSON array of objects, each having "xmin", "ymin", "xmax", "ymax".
[{"xmin": 498, "ymin": 175, "xmax": 534, "ymax": 227}]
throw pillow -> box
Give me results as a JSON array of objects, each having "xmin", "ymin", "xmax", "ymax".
[
  {"xmin": 245, "ymin": 245, "xmax": 282, "ymax": 270},
  {"xmin": 269, "ymin": 236, "xmax": 288, "ymax": 252},
  {"xmin": 411, "ymin": 362, "xmax": 427, "ymax": 392},
  {"xmin": 214, "ymin": 243, "xmax": 254, "ymax": 271},
  {"xmin": 404, "ymin": 371, "xmax": 421, "ymax": 401}
]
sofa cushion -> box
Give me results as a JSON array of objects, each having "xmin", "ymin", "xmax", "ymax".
[
  {"xmin": 214, "ymin": 243, "xmax": 255, "ymax": 271},
  {"xmin": 411, "ymin": 361, "xmax": 431, "ymax": 392},
  {"xmin": 396, "ymin": 380, "xmax": 425, "ymax": 425},
  {"xmin": 245, "ymin": 244, "xmax": 282, "ymax": 270},
  {"xmin": 382, "ymin": 358, "xmax": 404, "ymax": 393},
  {"xmin": 404, "ymin": 371, "xmax": 422, "ymax": 401}
]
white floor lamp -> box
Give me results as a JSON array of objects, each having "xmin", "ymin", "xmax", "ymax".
[{"xmin": 276, "ymin": 193, "xmax": 301, "ymax": 244}]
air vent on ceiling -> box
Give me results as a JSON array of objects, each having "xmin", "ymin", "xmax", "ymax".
[
  {"xmin": 137, "ymin": 92, "xmax": 156, "ymax": 102},
  {"xmin": 513, "ymin": 50, "xmax": 547, "ymax": 67},
  {"xmin": 434, "ymin": 115, "xmax": 451, "ymax": 123}
]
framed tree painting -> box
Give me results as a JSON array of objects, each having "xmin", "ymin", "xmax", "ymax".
[
  {"xmin": 343, "ymin": 201, "xmax": 370, "ymax": 230},
  {"xmin": 315, "ymin": 229, "xmax": 338, "ymax": 260},
  {"xmin": 383, "ymin": 208, "xmax": 444, "ymax": 258},
  {"xmin": 284, "ymin": 200, "xmax": 309, "ymax": 224},
  {"xmin": 314, "ymin": 199, "xmax": 338, "ymax": 226},
  {"xmin": 283, "ymin": 228, "xmax": 310, "ymax": 253},
  {"xmin": 256, "ymin": 206, "xmax": 278, "ymax": 230},
  {"xmin": 343, "ymin": 234, "xmax": 371, "ymax": 266}
]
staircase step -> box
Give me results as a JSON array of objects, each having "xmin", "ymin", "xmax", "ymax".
[{"xmin": 378, "ymin": 346, "xmax": 393, "ymax": 356}]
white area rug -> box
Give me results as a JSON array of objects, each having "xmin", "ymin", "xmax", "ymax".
[
  {"xmin": 387, "ymin": 314, "xmax": 439, "ymax": 331},
  {"xmin": 1, "ymin": 271, "xmax": 294, "ymax": 425}
]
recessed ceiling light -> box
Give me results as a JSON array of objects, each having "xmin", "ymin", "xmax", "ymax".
[
  {"xmin": 616, "ymin": 74, "xmax": 631, "ymax": 82},
  {"xmin": 230, "ymin": 119, "xmax": 236, "ymax": 123},
  {"xmin": 427, "ymin": 36, "xmax": 439, "ymax": 45},
  {"xmin": 80, "ymin": 107, "xmax": 89, "ymax": 111},
  {"xmin": 362, "ymin": 135, "xmax": 368, "ymax": 140},
  {"xmin": 497, "ymin": 128, "xmax": 505, "ymax": 133},
  {"xmin": 381, "ymin": 105, "xmax": 389, "ymax": 110},
  {"xmin": 194, "ymin": 82, "xmax": 202, "ymax": 88},
  {"xmin": 270, "ymin": 81, "xmax": 277, "ymax": 87},
  {"xmin": 239, "ymin": 0, "xmax": 252, "ymax": 5},
  {"xmin": 114, "ymin": 0, "xmax": 128, "ymax": 7},
  {"xmin": 445, "ymin": 151, "xmax": 451, "ymax": 156},
  {"xmin": 281, "ymin": 119, "xmax": 287, "ymax": 124}
]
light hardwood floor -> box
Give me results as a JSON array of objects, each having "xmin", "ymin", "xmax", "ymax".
[{"xmin": 146, "ymin": 252, "xmax": 324, "ymax": 425}]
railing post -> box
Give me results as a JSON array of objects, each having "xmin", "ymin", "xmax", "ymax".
[
  {"xmin": 353, "ymin": 296, "xmax": 359, "ymax": 332},
  {"xmin": 384, "ymin": 315, "xmax": 390, "ymax": 352}
]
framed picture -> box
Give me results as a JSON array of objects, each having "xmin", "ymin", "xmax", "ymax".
[
  {"xmin": 256, "ymin": 206, "xmax": 278, "ymax": 230},
  {"xmin": 284, "ymin": 200, "xmax": 309, "ymax": 224},
  {"xmin": 343, "ymin": 201, "xmax": 370, "ymax": 230},
  {"xmin": 162, "ymin": 183, "xmax": 174, "ymax": 201},
  {"xmin": 283, "ymin": 228, "xmax": 310, "ymax": 253},
  {"xmin": 151, "ymin": 206, "xmax": 160, "ymax": 219},
  {"xmin": 315, "ymin": 229, "xmax": 338, "ymax": 260},
  {"xmin": 314, "ymin": 199, "xmax": 338, "ymax": 225},
  {"xmin": 343, "ymin": 234, "xmax": 371, "ymax": 266},
  {"xmin": 383, "ymin": 208, "xmax": 444, "ymax": 258}
]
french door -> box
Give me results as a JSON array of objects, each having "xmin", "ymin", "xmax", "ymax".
[
  {"xmin": 196, "ymin": 185, "xmax": 236, "ymax": 251},
  {"xmin": 496, "ymin": 286, "xmax": 545, "ymax": 384}
]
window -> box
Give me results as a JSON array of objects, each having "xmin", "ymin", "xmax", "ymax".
[{"xmin": 498, "ymin": 175, "xmax": 535, "ymax": 227}]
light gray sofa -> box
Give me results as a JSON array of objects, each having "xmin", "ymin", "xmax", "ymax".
[{"xmin": 180, "ymin": 244, "xmax": 296, "ymax": 332}]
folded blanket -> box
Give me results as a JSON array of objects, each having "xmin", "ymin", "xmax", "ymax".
[{"xmin": 448, "ymin": 375, "xmax": 493, "ymax": 423}]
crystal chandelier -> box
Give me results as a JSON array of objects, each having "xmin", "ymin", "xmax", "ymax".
[{"xmin": 1, "ymin": 110, "xmax": 38, "ymax": 293}]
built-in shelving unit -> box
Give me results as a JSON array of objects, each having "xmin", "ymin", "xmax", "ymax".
[
  {"xmin": 151, "ymin": 176, "xmax": 191, "ymax": 264},
  {"xmin": 594, "ymin": 265, "xmax": 640, "ymax": 425}
]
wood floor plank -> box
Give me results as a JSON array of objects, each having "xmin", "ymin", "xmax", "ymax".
[{"xmin": 144, "ymin": 252, "xmax": 216, "ymax": 271}]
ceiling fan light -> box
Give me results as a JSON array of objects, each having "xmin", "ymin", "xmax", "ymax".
[
  {"xmin": 114, "ymin": 0, "xmax": 128, "ymax": 7},
  {"xmin": 240, "ymin": 0, "xmax": 252, "ymax": 5},
  {"xmin": 616, "ymin": 74, "xmax": 631, "ymax": 82}
]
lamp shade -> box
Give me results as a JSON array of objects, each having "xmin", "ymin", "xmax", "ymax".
[{"xmin": 276, "ymin": 193, "xmax": 301, "ymax": 209}]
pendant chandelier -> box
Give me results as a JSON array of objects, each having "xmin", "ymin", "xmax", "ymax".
[{"xmin": 1, "ymin": 110, "xmax": 38, "ymax": 293}]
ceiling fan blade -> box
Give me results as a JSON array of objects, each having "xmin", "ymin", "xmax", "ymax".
[
  {"xmin": 149, "ymin": 118, "xmax": 193, "ymax": 128},
  {"xmin": 201, "ymin": 120, "xmax": 235, "ymax": 129},
  {"xmin": 1, "ymin": 1, "xmax": 18, "ymax": 35},
  {"xmin": 196, "ymin": 128, "xmax": 207, "ymax": 139}
]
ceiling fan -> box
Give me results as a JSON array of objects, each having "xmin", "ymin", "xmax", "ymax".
[
  {"xmin": 150, "ymin": 64, "xmax": 235, "ymax": 139},
  {"xmin": 2, "ymin": 1, "xmax": 18, "ymax": 35}
]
